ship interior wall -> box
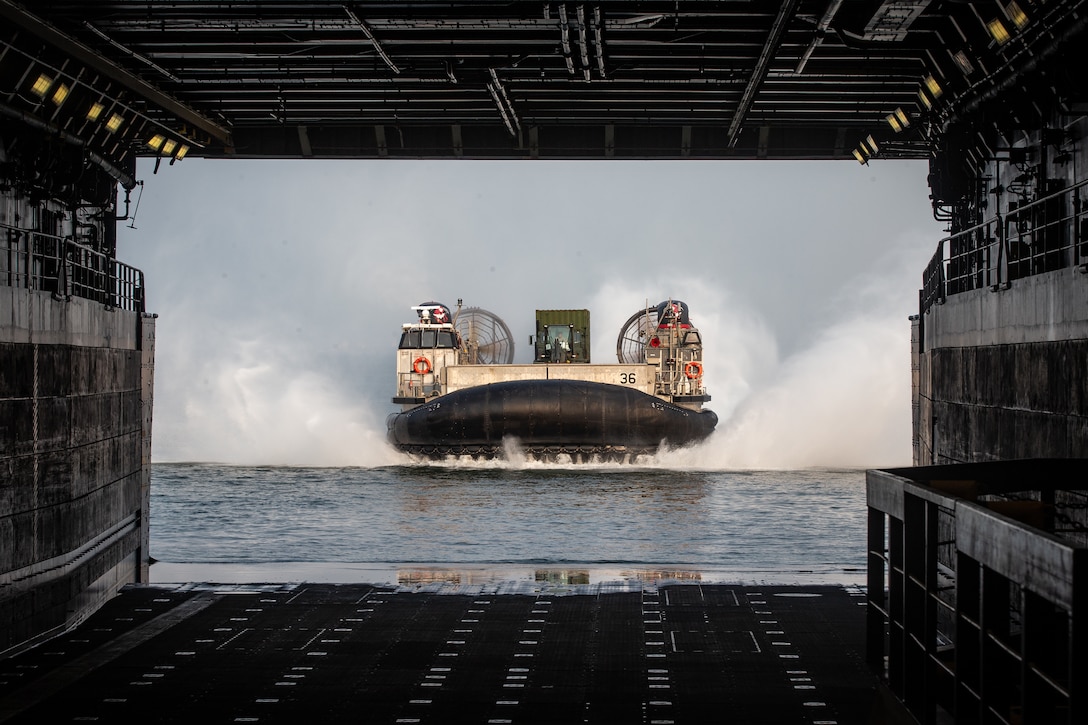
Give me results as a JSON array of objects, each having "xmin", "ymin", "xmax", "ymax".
[
  {"xmin": 0, "ymin": 128, "xmax": 152, "ymax": 657},
  {"xmin": 915, "ymin": 113, "xmax": 1088, "ymax": 464}
]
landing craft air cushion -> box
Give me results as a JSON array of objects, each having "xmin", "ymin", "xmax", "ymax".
[{"xmin": 387, "ymin": 300, "xmax": 717, "ymax": 460}]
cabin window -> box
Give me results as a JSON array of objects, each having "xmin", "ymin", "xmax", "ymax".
[{"xmin": 399, "ymin": 330, "xmax": 457, "ymax": 349}]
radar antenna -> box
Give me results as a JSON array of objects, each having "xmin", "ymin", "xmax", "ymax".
[
  {"xmin": 616, "ymin": 307, "xmax": 657, "ymax": 363},
  {"xmin": 454, "ymin": 307, "xmax": 515, "ymax": 364}
]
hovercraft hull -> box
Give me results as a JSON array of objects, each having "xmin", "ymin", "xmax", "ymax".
[{"xmin": 387, "ymin": 379, "xmax": 717, "ymax": 459}]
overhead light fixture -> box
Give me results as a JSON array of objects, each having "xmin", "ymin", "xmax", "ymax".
[
  {"xmin": 853, "ymin": 148, "xmax": 867, "ymax": 164},
  {"xmin": 866, "ymin": 135, "xmax": 879, "ymax": 154},
  {"xmin": 987, "ymin": 18, "xmax": 1010, "ymax": 44},
  {"xmin": 924, "ymin": 75, "xmax": 943, "ymax": 98},
  {"xmin": 105, "ymin": 113, "xmax": 124, "ymax": 133},
  {"xmin": 918, "ymin": 89, "xmax": 933, "ymax": 110},
  {"xmin": 175, "ymin": 144, "xmax": 190, "ymax": 160},
  {"xmin": 161, "ymin": 139, "xmax": 177, "ymax": 155},
  {"xmin": 50, "ymin": 83, "xmax": 70, "ymax": 105},
  {"xmin": 86, "ymin": 102, "xmax": 105, "ymax": 121},
  {"xmin": 31, "ymin": 74, "xmax": 52, "ymax": 97},
  {"xmin": 147, "ymin": 134, "xmax": 165, "ymax": 150},
  {"xmin": 953, "ymin": 51, "xmax": 975, "ymax": 75},
  {"xmin": 1006, "ymin": 2, "xmax": 1028, "ymax": 29},
  {"xmin": 887, "ymin": 108, "xmax": 910, "ymax": 132}
]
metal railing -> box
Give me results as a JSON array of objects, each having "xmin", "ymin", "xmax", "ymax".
[
  {"xmin": 1, "ymin": 224, "xmax": 144, "ymax": 313},
  {"xmin": 867, "ymin": 460, "xmax": 1087, "ymax": 725},
  {"xmin": 921, "ymin": 180, "xmax": 1088, "ymax": 314}
]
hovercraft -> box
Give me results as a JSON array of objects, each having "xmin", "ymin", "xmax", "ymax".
[{"xmin": 386, "ymin": 300, "xmax": 717, "ymax": 460}]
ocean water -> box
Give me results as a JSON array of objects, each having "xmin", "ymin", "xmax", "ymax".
[{"xmin": 149, "ymin": 461, "xmax": 869, "ymax": 587}]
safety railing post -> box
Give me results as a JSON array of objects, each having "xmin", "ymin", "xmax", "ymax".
[{"xmin": 2, "ymin": 222, "xmax": 145, "ymax": 311}]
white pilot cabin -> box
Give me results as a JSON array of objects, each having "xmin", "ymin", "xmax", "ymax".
[{"xmin": 392, "ymin": 302, "xmax": 460, "ymax": 405}]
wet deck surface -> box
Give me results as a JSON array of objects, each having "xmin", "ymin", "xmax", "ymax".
[{"xmin": 0, "ymin": 582, "xmax": 877, "ymax": 724}]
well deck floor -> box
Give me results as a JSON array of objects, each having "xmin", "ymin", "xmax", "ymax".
[{"xmin": 0, "ymin": 582, "xmax": 881, "ymax": 724}]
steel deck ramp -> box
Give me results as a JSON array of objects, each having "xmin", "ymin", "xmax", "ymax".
[{"xmin": 0, "ymin": 583, "xmax": 878, "ymax": 724}]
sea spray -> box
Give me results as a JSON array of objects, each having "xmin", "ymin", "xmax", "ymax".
[
  {"xmin": 154, "ymin": 333, "xmax": 401, "ymax": 466},
  {"xmin": 576, "ymin": 235, "xmax": 930, "ymax": 470},
  {"xmin": 588, "ymin": 279, "xmax": 778, "ymax": 424}
]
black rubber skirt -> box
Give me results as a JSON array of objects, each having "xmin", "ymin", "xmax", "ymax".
[{"xmin": 387, "ymin": 379, "xmax": 717, "ymax": 458}]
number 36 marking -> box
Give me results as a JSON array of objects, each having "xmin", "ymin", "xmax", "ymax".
[{"xmin": 620, "ymin": 373, "xmax": 637, "ymax": 384}]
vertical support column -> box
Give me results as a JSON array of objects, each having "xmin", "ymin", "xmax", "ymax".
[
  {"xmin": 30, "ymin": 341, "xmax": 40, "ymax": 565},
  {"xmin": 867, "ymin": 507, "xmax": 887, "ymax": 673},
  {"xmin": 889, "ymin": 515, "xmax": 905, "ymax": 696},
  {"xmin": 902, "ymin": 491, "xmax": 935, "ymax": 721},
  {"xmin": 980, "ymin": 566, "xmax": 1013, "ymax": 722},
  {"xmin": 1021, "ymin": 588, "xmax": 1068, "ymax": 723},
  {"xmin": 910, "ymin": 314, "xmax": 921, "ymax": 465},
  {"xmin": 955, "ymin": 552, "xmax": 981, "ymax": 724},
  {"xmin": 922, "ymin": 499, "xmax": 940, "ymax": 724},
  {"xmin": 137, "ymin": 313, "xmax": 156, "ymax": 582},
  {"xmin": 1070, "ymin": 554, "xmax": 1085, "ymax": 725}
]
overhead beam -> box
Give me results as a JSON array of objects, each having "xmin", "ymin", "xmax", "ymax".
[
  {"xmin": 227, "ymin": 122, "xmax": 887, "ymax": 161},
  {"xmin": 83, "ymin": 21, "xmax": 182, "ymax": 83},
  {"xmin": 794, "ymin": 0, "xmax": 844, "ymax": 74},
  {"xmin": 343, "ymin": 5, "xmax": 401, "ymax": 75},
  {"xmin": 727, "ymin": 0, "xmax": 799, "ymax": 148},
  {"xmin": 487, "ymin": 68, "xmax": 522, "ymax": 137}
]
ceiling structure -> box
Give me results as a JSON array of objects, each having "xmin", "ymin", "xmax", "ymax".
[{"xmin": 1, "ymin": 1, "xmax": 1084, "ymax": 176}]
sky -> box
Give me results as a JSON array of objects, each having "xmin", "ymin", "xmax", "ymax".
[{"xmin": 117, "ymin": 157, "xmax": 945, "ymax": 469}]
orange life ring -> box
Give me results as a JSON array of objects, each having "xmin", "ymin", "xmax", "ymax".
[
  {"xmin": 412, "ymin": 357, "xmax": 432, "ymax": 375},
  {"xmin": 684, "ymin": 361, "xmax": 703, "ymax": 379}
]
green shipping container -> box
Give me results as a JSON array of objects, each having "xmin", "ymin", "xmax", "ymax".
[{"xmin": 534, "ymin": 309, "xmax": 591, "ymax": 364}]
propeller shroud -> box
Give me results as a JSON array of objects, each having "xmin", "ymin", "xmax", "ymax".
[
  {"xmin": 615, "ymin": 307, "xmax": 658, "ymax": 364},
  {"xmin": 454, "ymin": 307, "xmax": 515, "ymax": 364}
]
